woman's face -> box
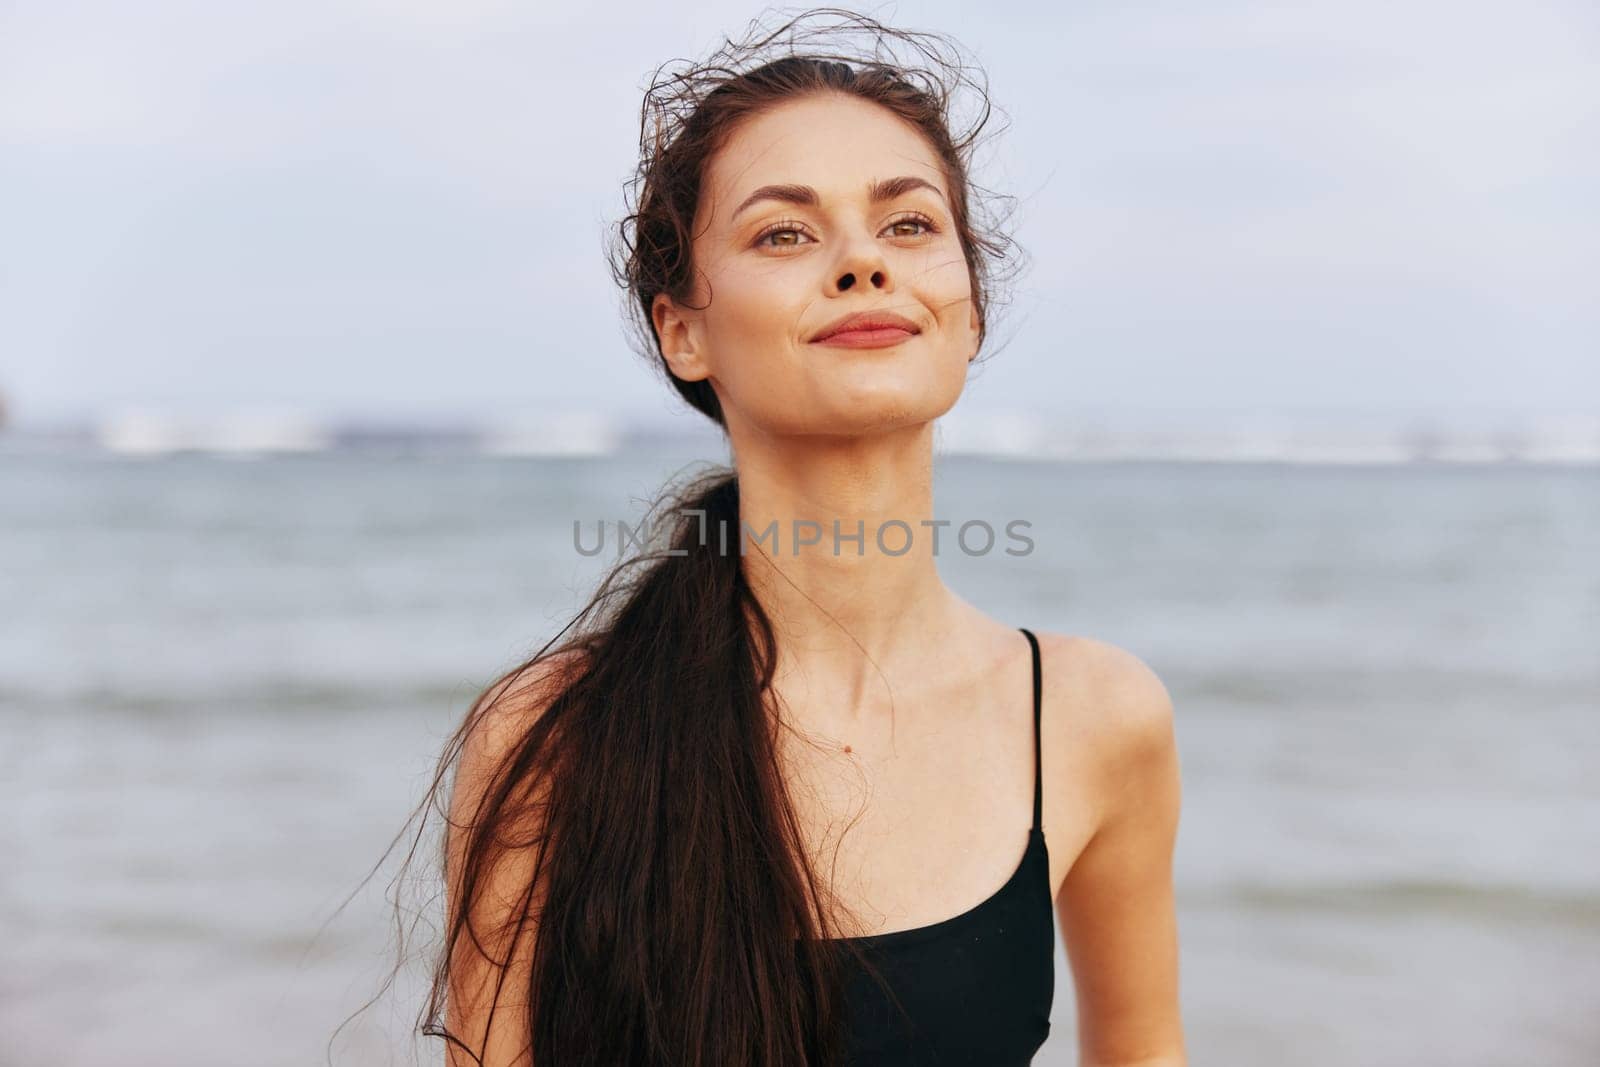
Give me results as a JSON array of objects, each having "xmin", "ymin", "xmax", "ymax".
[{"xmin": 653, "ymin": 92, "xmax": 981, "ymax": 440}]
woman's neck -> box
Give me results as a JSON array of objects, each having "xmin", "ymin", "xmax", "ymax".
[{"xmin": 729, "ymin": 422, "xmax": 975, "ymax": 728}]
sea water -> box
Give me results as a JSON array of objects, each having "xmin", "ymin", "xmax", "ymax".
[{"xmin": 3, "ymin": 447, "xmax": 1596, "ymax": 1066}]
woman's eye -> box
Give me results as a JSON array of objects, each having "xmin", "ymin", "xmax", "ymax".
[
  {"xmin": 755, "ymin": 223, "xmax": 812, "ymax": 248},
  {"xmin": 887, "ymin": 215, "xmax": 937, "ymax": 238},
  {"xmin": 754, "ymin": 214, "xmax": 939, "ymax": 250}
]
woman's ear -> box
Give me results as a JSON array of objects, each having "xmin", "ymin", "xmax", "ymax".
[{"xmin": 653, "ymin": 292, "xmax": 711, "ymax": 382}]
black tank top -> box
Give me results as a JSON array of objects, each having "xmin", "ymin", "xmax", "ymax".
[{"xmin": 827, "ymin": 626, "xmax": 1054, "ymax": 1064}]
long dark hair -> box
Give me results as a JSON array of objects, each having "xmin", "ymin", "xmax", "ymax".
[{"xmin": 342, "ymin": 8, "xmax": 1024, "ymax": 1066}]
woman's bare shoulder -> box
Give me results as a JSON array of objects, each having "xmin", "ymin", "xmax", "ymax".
[
  {"xmin": 460, "ymin": 648, "xmax": 589, "ymax": 765},
  {"xmin": 1030, "ymin": 631, "xmax": 1177, "ymax": 802},
  {"xmin": 1032, "ymin": 631, "xmax": 1173, "ymax": 719}
]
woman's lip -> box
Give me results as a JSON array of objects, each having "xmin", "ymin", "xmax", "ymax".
[{"xmin": 810, "ymin": 327, "xmax": 919, "ymax": 348}]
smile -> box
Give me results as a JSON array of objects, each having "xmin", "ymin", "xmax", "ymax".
[{"xmin": 810, "ymin": 327, "xmax": 919, "ymax": 349}]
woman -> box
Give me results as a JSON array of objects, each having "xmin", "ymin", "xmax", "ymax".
[{"xmin": 423, "ymin": 10, "xmax": 1185, "ymax": 1066}]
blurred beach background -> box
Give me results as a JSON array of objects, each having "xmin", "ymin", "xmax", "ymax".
[
  {"xmin": 3, "ymin": 0, "xmax": 1597, "ymax": 1064},
  {"xmin": 3, "ymin": 434, "xmax": 1596, "ymax": 1066}
]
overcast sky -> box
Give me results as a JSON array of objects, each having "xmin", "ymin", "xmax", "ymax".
[{"xmin": 1, "ymin": 0, "xmax": 1595, "ymax": 430}]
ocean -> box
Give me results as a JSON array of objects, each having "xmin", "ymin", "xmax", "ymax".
[{"xmin": 3, "ymin": 446, "xmax": 1596, "ymax": 1066}]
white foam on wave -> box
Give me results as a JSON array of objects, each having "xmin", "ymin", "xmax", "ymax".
[
  {"xmin": 96, "ymin": 408, "xmax": 333, "ymax": 455},
  {"xmin": 478, "ymin": 410, "xmax": 622, "ymax": 456}
]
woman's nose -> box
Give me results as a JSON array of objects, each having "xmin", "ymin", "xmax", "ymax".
[{"xmin": 829, "ymin": 232, "xmax": 892, "ymax": 294}]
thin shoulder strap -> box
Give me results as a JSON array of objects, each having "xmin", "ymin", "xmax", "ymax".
[{"xmin": 1018, "ymin": 627, "xmax": 1043, "ymax": 834}]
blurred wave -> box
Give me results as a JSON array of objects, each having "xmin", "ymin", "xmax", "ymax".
[{"xmin": 2, "ymin": 447, "xmax": 1596, "ymax": 1066}]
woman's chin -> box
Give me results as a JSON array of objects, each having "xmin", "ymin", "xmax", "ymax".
[{"xmin": 810, "ymin": 386, "xmax": 965, "ymax": 434}]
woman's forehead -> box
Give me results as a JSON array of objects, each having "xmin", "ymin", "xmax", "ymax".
[{"xmin": 701, "ymin": 97, "xmax": 947, "ymax": 225}]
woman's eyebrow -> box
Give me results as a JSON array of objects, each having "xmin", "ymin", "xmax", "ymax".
[{"xmin": 730, "ymin": 175, "xmax": 945, "ymax": 221}]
